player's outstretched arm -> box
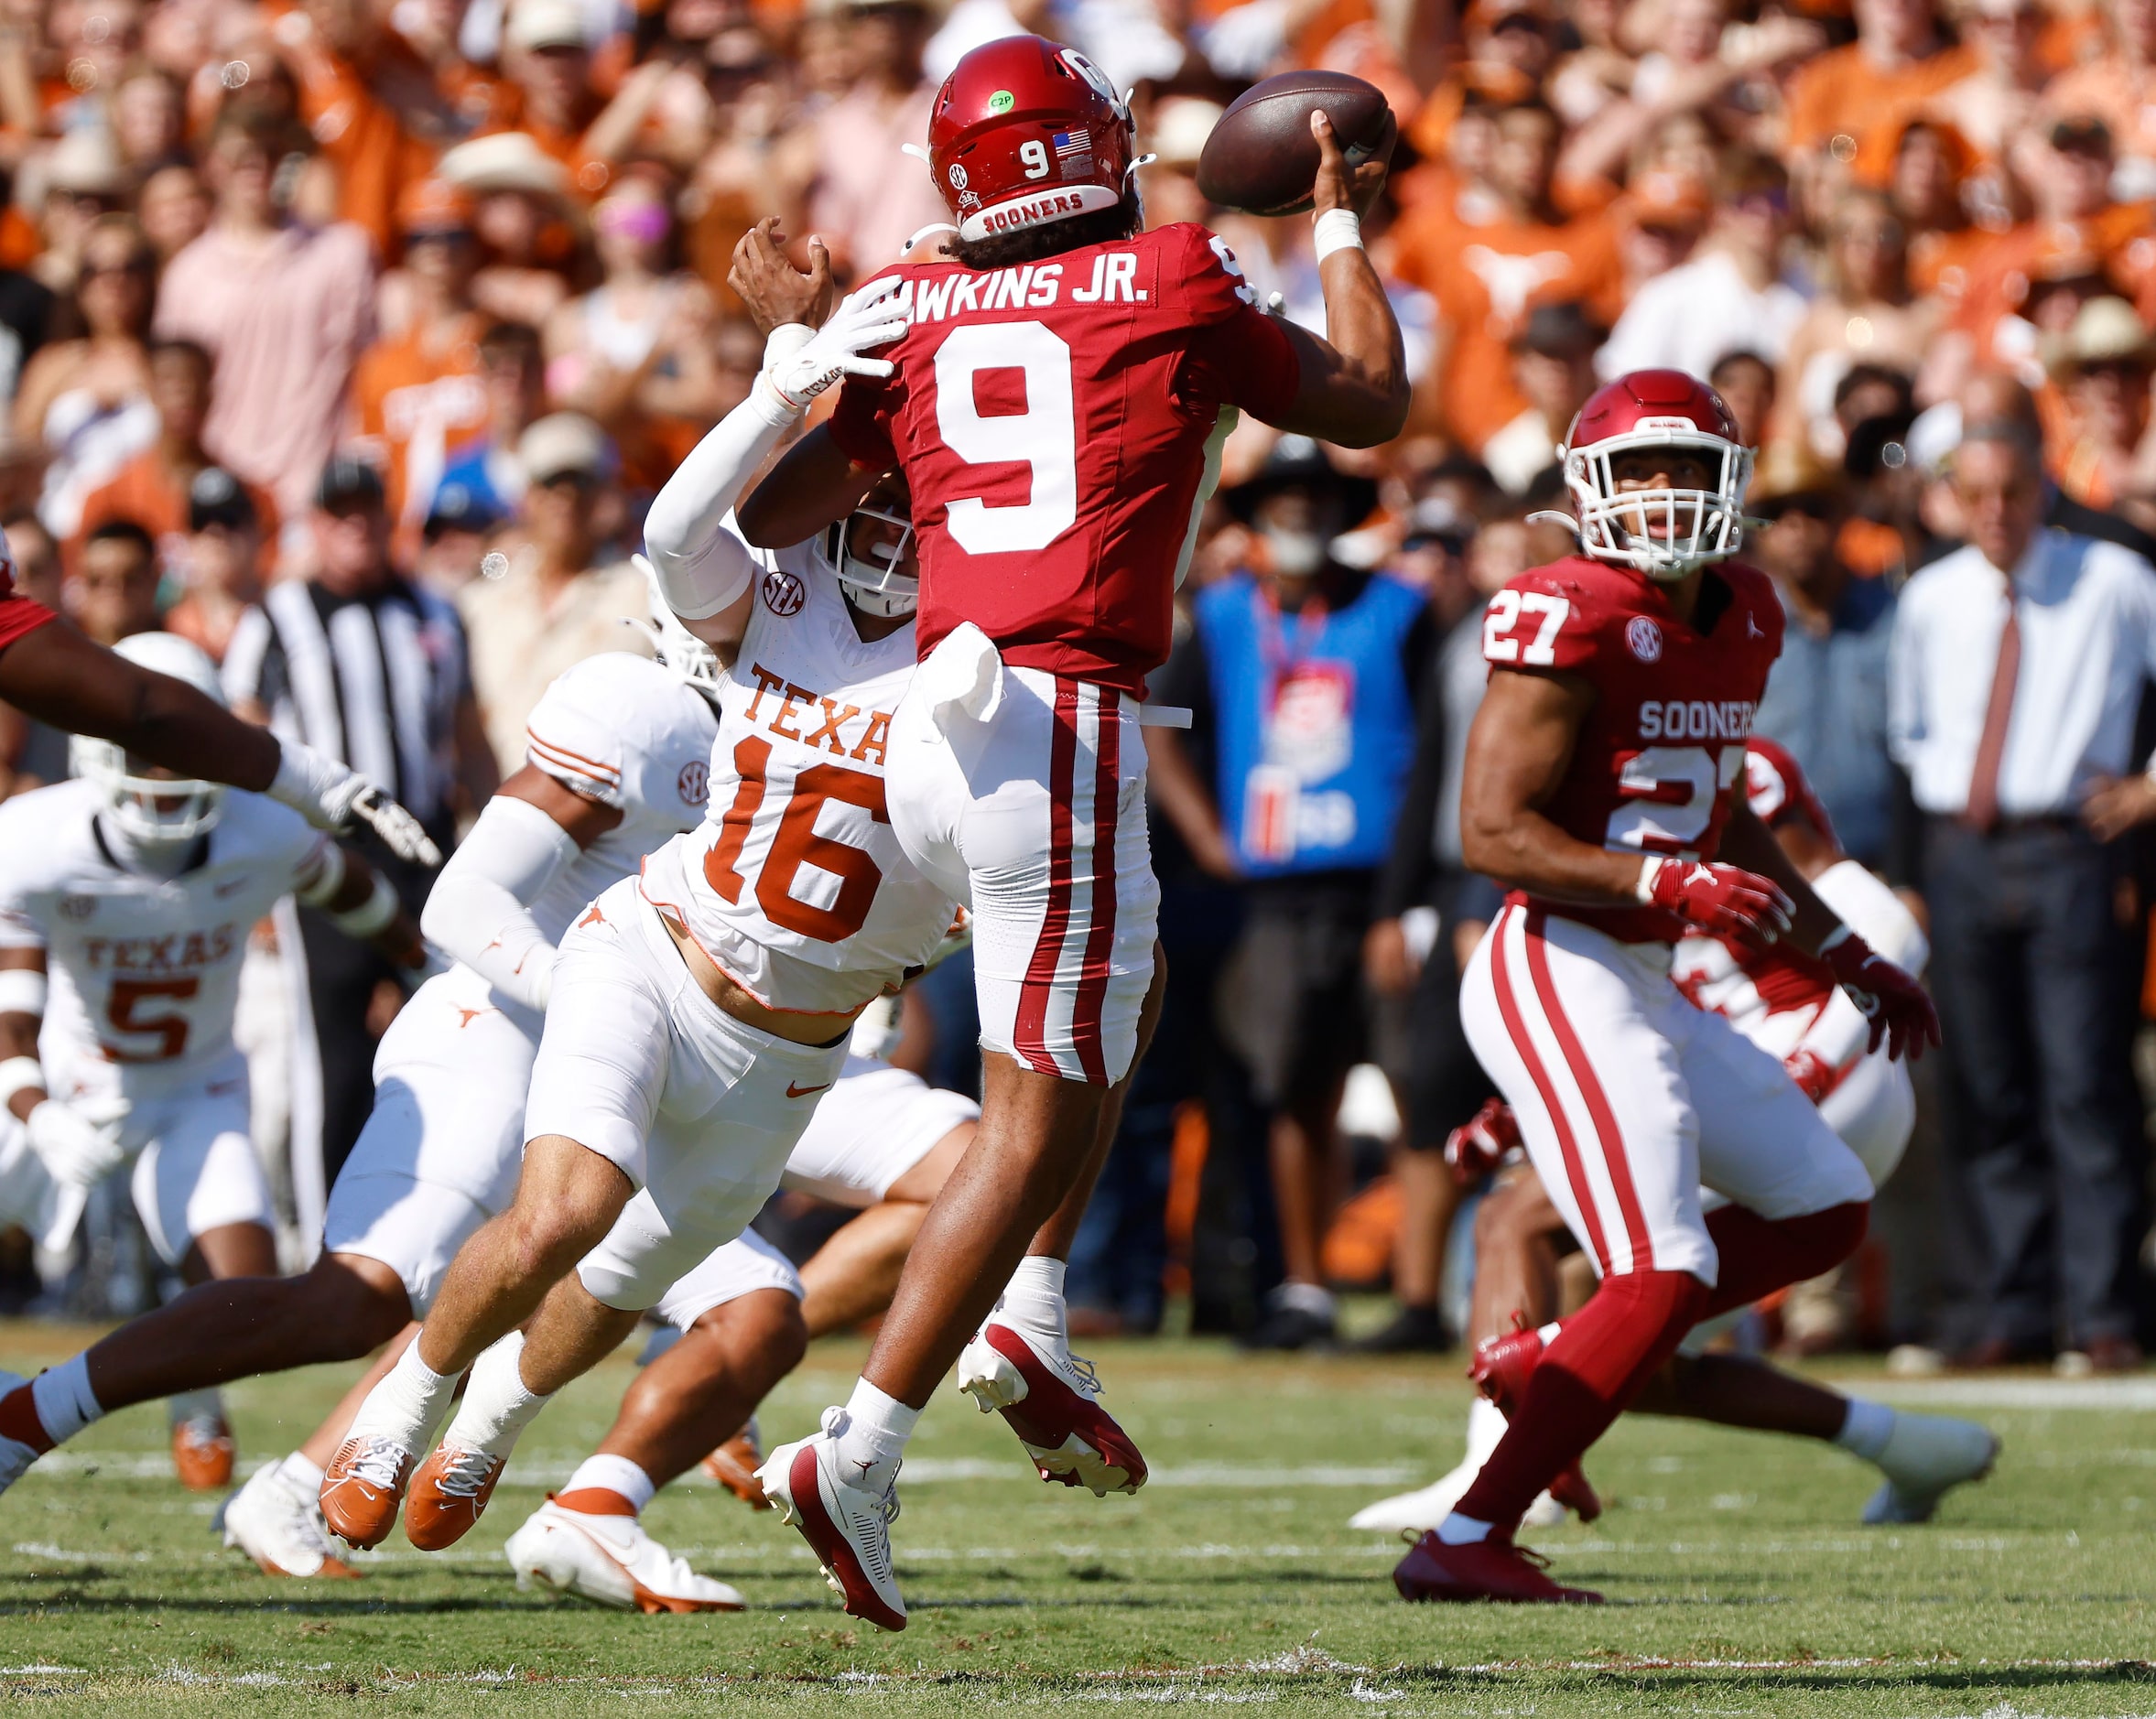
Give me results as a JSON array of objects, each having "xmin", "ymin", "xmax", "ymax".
[
  {"xmin": 416, "ymin": 765, "xmax": 621, "ymax": 1012},
  {"xmin": 0, "ymin": 622, "xmax": 440, "ymax": 864},
  {"xmin": 736, "ymin": 424, "xmax": 882, "ymax": 550},
  {"xmin": 1265, "ymin": 110, "xmax": 1410, "ymax": 449},
  {"xmin": 299, "ymin": 842, "xmax": 429, "ymax": 973}
]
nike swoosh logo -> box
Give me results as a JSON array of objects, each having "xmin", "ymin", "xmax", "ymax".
[{"xmin": 786, "ymin": 1081, "xmax": 831, "ymax": 1098}]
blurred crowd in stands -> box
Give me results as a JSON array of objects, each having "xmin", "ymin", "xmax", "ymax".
[{"xmin": 3, "ymin": 0, "xmax": 2156, "ymax": 1373}]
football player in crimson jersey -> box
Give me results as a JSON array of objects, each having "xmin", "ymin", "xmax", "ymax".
[
  {"xmin": 1355, "ymin": 738, "xmax": 1994, "ymax": 1545},
  {"xmin": 724, "ymin": 34, "xmax": 1409, "ymax": 1626},
  {"xmin": 1393, "ymin": 369, "xmax": 1939, "ymax": 1606},
  {"xmin": 0, "ymin": 543, "xmax": 439, "ymax": 865}
]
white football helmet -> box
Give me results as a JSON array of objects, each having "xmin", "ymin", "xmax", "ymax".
[
  {"xmin": 70, "ymin": 632, "xmax": 228, "ymax": 842},
  {"xmin": 825, "ymin": 489, "xmax": 918, "ymax": 620},
  {"xmin": 631, "ymin": 555, "xmax": 724, "ymax": 702}
]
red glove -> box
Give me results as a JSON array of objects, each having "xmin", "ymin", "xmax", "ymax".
[
  {"xmin": 1782, "ymin": 1047, "xmax": 1842, "ymax": 1104},
  {"xmin": 1643, "ymin": 858, "xmax": 1794, "ymax": 949},
  {"xmin": 1821, "ymin": 929, "xmax": 1941, "ymax": 1063},
  {"xmin": 1444, "ymin": 1097, "xmax": 1522, "ymax": 1186}
]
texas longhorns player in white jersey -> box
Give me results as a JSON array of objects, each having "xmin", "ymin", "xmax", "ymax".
[
  {"xmin": 313, "ymin": 279, "xmax": 991, "ymax": 1558},
  {"xmin": 0, "ymin": 633, "xmax": 423, "ymax": 1493}
]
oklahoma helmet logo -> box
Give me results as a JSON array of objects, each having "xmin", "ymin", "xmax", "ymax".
[
  {"xmin": 762, "ymin": 570, "xmax": 805, "ymax": 616},
  {"xmin": 677, "ymin": 760, "xmax": 709, "ymax": 806},
  {"xmin": 1626, "ymin": 616, "xmax": 1663, "ymax": 662}
]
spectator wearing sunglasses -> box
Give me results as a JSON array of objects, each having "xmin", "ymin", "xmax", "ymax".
[{"xmin": 1750, "ymin": 441, "xmax": 1901, "ymax": 868}]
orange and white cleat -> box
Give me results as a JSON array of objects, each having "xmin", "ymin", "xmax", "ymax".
[
  {"xmin": 505, "ymin": 1497, "xmax": 746, "ymax": 1613},
  {"xmin": 756, "ymin": 1410, "xmax": 905, "ymax": 1632},
  {"xmin": 172, "ymin": 1412, "xmax": 235, "ymax": 1491},
  {"xmin": 405, "ymin": 1442, "xmax": 505, "ymax": 1551},
  {"xmin": 701, "ymin": 1419, "xmax": 771, "ymax": 1509},
  {"xmin": 1468, "ymin": 1323, "xmax": 1602, "ymax": 1524},
  {"xmin": 956, "ymin": 1322, "xmax": 1146, "ymax": 1497},
  {"xmin": 1393, "ymin": 1531, "xmax": 1603, "ymax": 1605},
  {"xmin": 320, "ymin": 1435, "xmax": 417, "ymax": 1550},
  {"xmin": 221, "ymin": 1460, "xmax": 363, "ymax": 1579}
]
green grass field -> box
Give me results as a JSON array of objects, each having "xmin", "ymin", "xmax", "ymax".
[{"xmin": 2, "ymin": 1317, "xmax": 2153, "ymax": 1717}]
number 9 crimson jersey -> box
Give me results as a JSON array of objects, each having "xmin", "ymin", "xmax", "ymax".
[
  {"xmin": 829, "ymin": 222, "xmax": 1302, "ymax": 697},
  {"xmin": 1482, "ymin": 552, "xmax": 1785, "ymax": 944},
  {"xmin": 636, "ymin": 536, "xmax": 959, "ymax": 1017}
]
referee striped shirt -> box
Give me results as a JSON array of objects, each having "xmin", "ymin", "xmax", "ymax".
[{"xmin": 222, "ymin": 576, "xmax": 469, "ymax": 828}]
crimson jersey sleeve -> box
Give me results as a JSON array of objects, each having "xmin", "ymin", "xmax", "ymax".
[
  {"xmin": 1479, "ymin": 566, "xmax": 1613, "ymax": 675},
  {"xmin": 0, "ymin": 537, "xmax": 54, "ymax": 653},
  {"xmin": 1169, "ymin": 227, "xmax": 1301, "ymax": 425}
]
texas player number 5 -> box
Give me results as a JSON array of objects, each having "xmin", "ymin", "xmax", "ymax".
[
  {"xmin": 933, "ymin": 320, "xmax": 1078, "ymax": 556},
  {"xmin": 1483, "ymin": 589, "xmax": 1571, "ymax": 665}
]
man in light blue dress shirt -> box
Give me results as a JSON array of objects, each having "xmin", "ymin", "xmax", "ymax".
[{"xmin": 1890, "ymin": 416, "xmax": 2156, "ymax": 1368}]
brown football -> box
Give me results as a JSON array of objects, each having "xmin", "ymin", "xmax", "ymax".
[{"xmin": 1194, "ymin": 71, "xmax": 1393, "ymax": 218}]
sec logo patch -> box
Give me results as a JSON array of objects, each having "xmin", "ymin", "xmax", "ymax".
[
  {"xmin": 762, "ymin": 570, "xmax": 805, "ymax": 616},
  {"xmin": 1626, "ymin": 616, "xmax": 1663, "ymax": 662},
  {"xmin": 677, "ymin": 760, "xmax": 709, "ymax": 806}
]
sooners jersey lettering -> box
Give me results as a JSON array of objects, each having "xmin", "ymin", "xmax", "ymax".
[
  {"xmin": 829, "ymin": 221, "xmax": 1302, "ymax": 696},
  {"xmin": 0, "ymin": 784, "xmax": 330, "ymax": 1086},
  {"xmin": 1482, "ymin": 554, "xmax": 1785, "ymax": 943},
  {"xmin": 639, "ymin": 543, "xmax": 955, "ymax": 1015}
]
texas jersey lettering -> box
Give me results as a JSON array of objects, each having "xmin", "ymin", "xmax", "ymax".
[
  {"xmin": 639, "ymin": 543, "xmax": 955, "ymax": 1015},
  {"xmin": 1481, "ymin": 552, "xmax": 1785, "ymax": 943}
]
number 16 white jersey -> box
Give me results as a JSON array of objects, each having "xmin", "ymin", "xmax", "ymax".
[{"xmin": 638, "ymin": 540, "xmax": 957, "ymax": 1019}]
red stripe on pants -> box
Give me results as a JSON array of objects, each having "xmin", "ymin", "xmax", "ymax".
[
  {"xmin": 1522, "ymin": 908, "xmax": 1656, "ymax": 1273},
  {"xmin": 1013, "ymin": 676, "xmax": 1080, "ymax": 1075},
  {"xmin": 1069, "ymin": 691, "xmax": 1119, "ymax": 1085},
  {"xmin": 1489, "ymin": 904, "xmax": 1612, "ymax": 1272}
]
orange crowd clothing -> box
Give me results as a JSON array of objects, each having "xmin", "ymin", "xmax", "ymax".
[
  {"xmin": 478, "ymin": 103, "xmax": 612, "ymax": 202},
  {"xmin": 1784, "ymin": 42, "xmax": 1979, "ymax": 179},
  {"xmin": 1948, "ymin": 207, "xmax": 2154, "ymax": 340},
  {"xmin": 70, "ymin": 454, "xmax": 281, "ymax": 575},
  {"xmin": 350, "ymin": 309, "xmax": 492, "ymax": 536},
  {"xmin": 2043, "ymin": 57, "xmax": 2156, "ymax": 164},
  {"xmin": 1390, "ymin": 197, "xmax": 1623, "ymax": 450},
  {"xmin": 1909, "ymin": 222, "xmax": 2001, "ymax": 311}
]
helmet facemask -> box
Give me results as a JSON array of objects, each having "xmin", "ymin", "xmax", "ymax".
[
  {"xmin": 829, "ymin": 495, "xmax": 919, "ymax": 620},
  {"xmin": 1564, "ymin": 419, "xmax": 1753, "ymax": 581},
  {"xmin": 70, "ymin": 737, "xmax": 224, "ymax": 843}
]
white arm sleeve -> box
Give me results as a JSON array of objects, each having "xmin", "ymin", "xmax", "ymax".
[
  {"xmin": 641, "ymin": 328, "xmax": 813, "ymax": 620},
  {"xmin": 418, "ymin": 795, "xmax": 580, "ymax": 1011}
]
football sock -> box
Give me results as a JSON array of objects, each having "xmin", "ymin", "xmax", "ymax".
[
  {"xmin": 168, "ymin": 1387, "xmax": 223, "ymax": 1426},
  {"xmin": 1694, "ymin": 1203, "xmax": 1869, "ymax": 1323},
  {"xmin": 1463, "ymin": 1394, "xmax": 1508, "ymax": 1467},
  {"xmin": 279, "ymin": 1452, "xmax": 326, "ymax": 1496},
  {"xmin": 1436, "ymin": 1513, "xmax": 1493, "ymax": 1545},
  {"xmin": 558, "ymin": 1454, "xmax": 655, "ymax": 1517},
  {"xmin": 998, "ymin": 1255, "xmax": 1068, "ymax": 1343},
  {"xmin": 351, "ymin": 1340, "xmax": 457, "ymax": 1448},
  {"xmin": 31, "ymin": 1356, "xmax": 103, "ymax": 1447},
  {"xmin": 1456, "ymin": 1269, "xmax": 1706, "ymax": 1531},
  {"xmin": 833, "ymin": 1378, "xmax": 918, "ymax": 1493},
  {"xmin": 440, "ymin": 1333, "xmax": 550, "ymax": 1459},
  {"xmin": 1834, "ymin": 1398, "xmax": 1895, "ymax": 1463}
]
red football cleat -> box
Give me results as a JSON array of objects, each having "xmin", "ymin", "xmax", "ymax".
[
  {"xmin": 1468, "ymin": 1320, "xmax": 1603, "ymax": 1524},
  {"xmin": 1393, "ymin": 1531, "xmax": 1603, "ymax": 1604},
  {"xmin": 957, "ymin": 1322, "xmax": 1147, "ymax": 1497}
]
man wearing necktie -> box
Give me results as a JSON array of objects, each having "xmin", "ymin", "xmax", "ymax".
[{"xmin": 1890, "ymin": 413, "xmax": 2156, "ymax": 1370}]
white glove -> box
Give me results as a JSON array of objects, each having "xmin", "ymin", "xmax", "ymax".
[
  {"xmin": 26, "ymin": 1094, "xmax": 131, "ymax": 1192},
  {"xmin": 761, "ymin": 275, "xmax": 910, "ymax": 410},
  {"xmin": 270, "ymin": 740, "xmax": 443, "ymax": 868}
]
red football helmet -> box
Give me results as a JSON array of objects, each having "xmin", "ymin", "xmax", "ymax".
[
  {"xmin": 926, "ymin": 36, "xmax": 1136, "ymax": 245},
  {"xmin": 1742, "ymin": 736, "xmax": 1840, "ymax": 851},
  {"xmin": 1560, "ymin": 369, "xmax": 1752, "ymax": 580}
]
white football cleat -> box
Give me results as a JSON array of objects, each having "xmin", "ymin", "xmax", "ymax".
[
  {"xmin": 957, "ymin": 1321, "xmax": 1146, "ymax": 1496},
  {"xmin": 1862, "ymin": 1412, "xmax": 1999, "ymax": 1524},
  {"xmin": 757, "ymin": 1409, "xmax": 905, "ymax": 1632},
  {"xmin": 1349, "ymin": 1461, "xmax": 1565, "ymax": 1536},
  {"xmin": 0, "ymin": 1370, "xmax": 45, "ymax": 1495},
  {"xmin": 221, "ymin": 1460, "xmax": 361, "ymax": 1579},
  {"xmin": 505, "ymin": 1497, "xmax": 745, "ymax": 1613}
]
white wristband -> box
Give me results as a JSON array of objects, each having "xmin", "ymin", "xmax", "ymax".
[
  {"xmin": 0, "ymin": 968, "xmax": 46, "ymax": 1018},
  {"xmin": 328, "ymin": 871, "xmax": 399, "ymax": 937},
  {"xmin": 1635, "ymin": 854, "xmax": 1664, "ymax": 904},
  {"xmin": 0, "ymin": 1055, "xmax": 44, "ymax": 1110},
  {"xmin": 1313, "ymin": 208, "xmax": 1363, "ymax": 263}
]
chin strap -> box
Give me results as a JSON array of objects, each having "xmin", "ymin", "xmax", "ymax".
[{"xmin": 1525, "ymin": 510, "xmax": 1582, "ymax": 538}]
